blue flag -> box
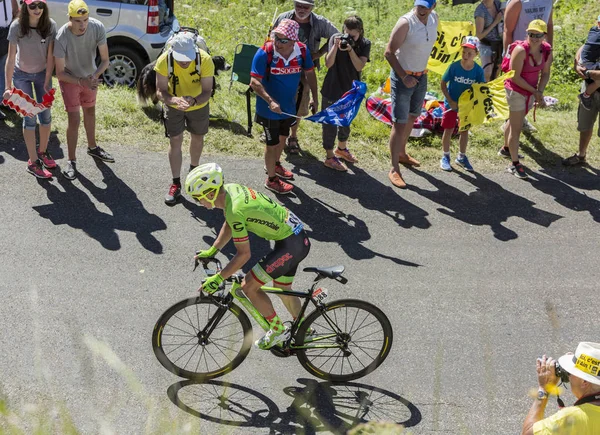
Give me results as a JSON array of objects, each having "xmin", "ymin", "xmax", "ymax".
[{"xmin": 305, "ymin": 81, "xmax": 367, "ymax": 127}]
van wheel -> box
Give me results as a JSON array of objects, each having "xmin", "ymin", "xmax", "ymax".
[{"xmin": 102, "ymin": 46, "xmax": 145, "ymax": 88}]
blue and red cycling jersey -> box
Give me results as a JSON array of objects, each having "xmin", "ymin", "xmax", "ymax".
[{"xmin": 251, "ymin": 42, "xmax": 314, "ymax": 120}]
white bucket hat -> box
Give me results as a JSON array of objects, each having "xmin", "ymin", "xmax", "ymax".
[{"xmin": 558, "ymin": 342, "xmax": 600, "ymax": 386}]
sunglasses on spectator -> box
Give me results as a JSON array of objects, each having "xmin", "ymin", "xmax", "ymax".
[
  {"xmin": 274, "ymin": 36, "xmax": 291, "ymax": 44},
  {"xmin": 294, "ymin": 3, "xmax": 312, "ymax": 10},
  {"xmin": 28, "ymin": 2, "xmax": 45, "ymax": 10},
  {"xmin": 76, "ymin": 7, "xmax": 88, "ymax": 15},
  {"xmin": 527, "ymin": 32, "xmax": 545, "ymax": 39}
]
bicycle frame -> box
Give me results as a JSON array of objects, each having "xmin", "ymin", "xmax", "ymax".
[{"xmin": 197, "ymin": 258, "xmax": 347, "ymax": 352}]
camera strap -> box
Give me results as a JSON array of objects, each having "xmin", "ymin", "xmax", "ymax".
[
  {"xmin": 557, "ymin": 393, "xmax": 600, "ymax": 409},
  {"xmin": 574, "ymin": 393, "xmax": 600, "ymax": 406}
]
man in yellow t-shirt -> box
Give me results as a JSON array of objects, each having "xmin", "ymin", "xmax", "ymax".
[
  {"xmin": 154, "ymin": 32, "xmax": 214, "ymax": 205},
  {"xmin": 522, "ymin": 342, "xmax": 600, "ymax": 435}
]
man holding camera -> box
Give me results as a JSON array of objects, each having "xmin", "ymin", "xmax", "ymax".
[
  {"xmin": 320, "ymin": 15, "xmax": 370, "ymax": 172},
  {"xmin": 522, "ymin": 342, "xmax": 600, "ymax": 435}
]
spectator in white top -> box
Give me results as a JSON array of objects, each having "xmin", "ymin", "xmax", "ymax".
[{"xmin": 384, "ymin": 0, "xmax": 438, "ymax": 189}]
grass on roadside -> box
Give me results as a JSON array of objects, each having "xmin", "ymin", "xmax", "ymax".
[{"xmin": 1, "ymin": 0, "xmax": 597, "ymax": 173}]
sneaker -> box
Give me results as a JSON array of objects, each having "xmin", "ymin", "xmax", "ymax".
[
  {"xmin": 562, "ymin": 153, "xmax": 586, "ymax": 166},
  {"xmin": 165, "ymin": 184, "xmax": 181, "ymax": 205},
  {"xmin": 498, "ymin": 147, "xmax": 524, "ymax": 160},
  {"xmin": 87, "ymin": 146, "xmax": 115, "ymax": 163},
  {"xmin": 522, "ymin": 118, "xmax": 537, "ymax": 133},
  {"xmin": 440, "ymin": 154, "xmax": 452, "ymax": 171},
  {"xmin": 26, "ymin": 159, "xmax": 52, "ymax": 179},
  {"xmin": 388, "ymin": 169, "xmax": 406, "ymax": 188},
  {"xmin": 37, "ymin": 151, "xmax": 57, "ymax": 169},
  {"xmin": 275, "ymin": 163, "xmax": 293, "ymax": 180},
  {"xmin": 579, "ymin": 93, "xmax": 593, "ymax": 111},
  {"xmin": 334, "ymin": 147, "xmax": 358, "ymax": 163},
  {"xmin": 324, "ymin": 156, "xmax": 348, "ymax": 172},
  {"xmin": 265, "ymin": 177, "xmax": 293, "ymax": 195},
  {"xmin": 455, "ymin": 155, "xmax": 474, "ymax": 172},
  {"xmin": 398, "ymin": 154, "xmax": 421, "ymax": 167},
  {"xmin": 255, "ymin": 326, "xmax": 290, "ymax": 350},
  {"xmin": 508, "ymin": 162, "xmax": 528, "ymax": 179},
  {"xmin": 62, "ymin": 160, "xmax": 78, "ymax": 180}
]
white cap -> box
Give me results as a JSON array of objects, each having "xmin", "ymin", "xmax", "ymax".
[{"xmin": 170, "ymin": 33, "xmax": 197, "ymax": 62}]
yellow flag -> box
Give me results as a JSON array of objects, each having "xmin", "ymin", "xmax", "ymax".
[
  {"xmin": 458, "ymin": 71, "xmax": 515, "ymax": 132},
  {"xmin": 427, "ymin": 21, "xmax": 476, "ymax": 76}
]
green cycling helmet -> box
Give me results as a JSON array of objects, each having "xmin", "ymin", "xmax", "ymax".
[{"xmin": 185, "ymin": 163, "xmax": 224, "ymax": 206}]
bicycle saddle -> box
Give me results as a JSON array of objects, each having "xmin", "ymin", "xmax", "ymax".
[{"xmin": 303, "ymin": 265, "xmax": 345, "ymax": 279}]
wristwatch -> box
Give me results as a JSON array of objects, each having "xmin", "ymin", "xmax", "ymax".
[
  {"xmin": 585, "ymin": 70, "xmax": 592, "ymax": 80},
  {"xmin": 537, "ymin": 388, "xmax": 549, "ymax": 400}
]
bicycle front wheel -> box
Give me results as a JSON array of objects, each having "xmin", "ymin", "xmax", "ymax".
[
  {"xmin": 295, "ymin": 299, "xmax": 393, "ymax": 382},
  {"xmin": 152, "ymin": 297, "xmax": 253, "ymax": 381}
]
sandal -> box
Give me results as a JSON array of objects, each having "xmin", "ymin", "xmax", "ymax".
[
  {"xmin": 562, "ymin": 154, "xmax": 586, "ymax": 167},
  {"xmin": 286, "ymin": 137, "xmax": 300, "ymax": 155}
]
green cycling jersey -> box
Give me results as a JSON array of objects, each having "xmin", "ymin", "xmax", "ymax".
[{"xmin": 224, "ymin": 184, "xmax": 304, "ymax": 244}]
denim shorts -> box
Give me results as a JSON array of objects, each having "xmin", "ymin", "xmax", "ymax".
[
  {"xmin": 390, "ymin": 69, "xmax": 427, "ymax": 124},
  {"xmin": 12, "ymin": 68, "xmax": 52, "ymax": 130}
]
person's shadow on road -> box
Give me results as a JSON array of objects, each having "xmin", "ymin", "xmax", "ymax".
[
  {"xmin": 34, "ymin": 161, "xmax": 166, "ymax": 253},
  {"xmin": 408, "ymin": 168, "xmax": 563, "ymax": 241},
  {"xmin": 180, "ymin": 197, "xmax": 272, "ymax": 272},
  {"xmin": 280, "ymin": 185, "xmax": 421, "ymax": 267},
  {"xmin": 293, "ymin": 162, "xmax": 431, "ymax": 231}
]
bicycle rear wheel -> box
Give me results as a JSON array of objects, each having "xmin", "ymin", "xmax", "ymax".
[
  {"xmin": 295, "ymin": 299, "xmax": 393, "ymax": 382},
  {"xmin": 152, "ymin": 297, "xmax": 253, "ymax": 381}
]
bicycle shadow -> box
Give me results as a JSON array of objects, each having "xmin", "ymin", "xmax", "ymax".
[
  {"xmin": 279, "ymin": 186, "xmax": 421, "ymax": 268},
  {"xmin": 407, "ymin": 168, "xmax": 563, "ymax": 241},
  {"xmin": 167, "ymin": 377, "xmax": 421, "ymax": 434},
  {"xmin": 33, "ymin": 161, "xmax": 166, "ymax": 253}
]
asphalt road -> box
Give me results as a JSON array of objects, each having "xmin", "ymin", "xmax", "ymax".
[{"xmin": 1, "ymin": 139, "xmax": 599, "ymax": 434}]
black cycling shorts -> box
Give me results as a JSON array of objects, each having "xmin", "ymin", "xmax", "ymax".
[
  {"xmin": 255, "ymin": 114, "xmax": 297, "ymax": 146},
  {"xmin": 250, "ymin": 230, "xmax": 311, "ymax": 286}
]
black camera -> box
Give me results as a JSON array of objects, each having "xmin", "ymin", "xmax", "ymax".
[
  {"xmin": 537, "ymin": 358, "xmax": 570, "ymax": 383},
  {"xmin": 339, "ymin": 34, "xmax": 356, "ymax": 50},
  {"xmin": 555, "ymin": 361, "xmax": 570, "ymax": 384}
]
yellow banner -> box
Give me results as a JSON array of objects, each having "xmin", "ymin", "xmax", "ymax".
[
  {"xmin": 427, "ymin": 21, "xmax": 476, "ymax": 76},
  {"xmin": 458, "ymin": 71, "xmax": 515, "ymax": 132}
]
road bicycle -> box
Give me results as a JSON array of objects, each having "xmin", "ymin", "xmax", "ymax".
[{"xmin": 152, "ymin": 258, "xmax": 393, "ymax": 383}]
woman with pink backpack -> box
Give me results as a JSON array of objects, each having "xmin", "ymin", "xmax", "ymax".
[{"xmin": 500, "ymin": 19, "xmax": 553, "ymax": 180}]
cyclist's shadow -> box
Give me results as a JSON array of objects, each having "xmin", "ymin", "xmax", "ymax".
[{"xmin": 167, "ymin": 377, "xmax": 421, "ymax": 434}]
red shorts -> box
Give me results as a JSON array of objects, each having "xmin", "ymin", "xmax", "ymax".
[
  {"xmin": 441, "ymin": 109, "xmax": 459, "ymax": 130},
  {"xmin": 59, "ymin": 80, "xmax": 97, "ymax": 112}
]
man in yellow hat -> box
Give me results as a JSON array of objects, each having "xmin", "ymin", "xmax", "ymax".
[
  {"xmin": 522, "ymin": 342, "xmax": 600, "ymax": 435},
  {"xmin": 53, "ymin": 0, "xmax": 112, "ymax": 180}
]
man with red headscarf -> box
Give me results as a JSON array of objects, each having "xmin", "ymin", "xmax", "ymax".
[{"xmin": 250, "ymin": 19, "xmax": 318, "ymax": 195}]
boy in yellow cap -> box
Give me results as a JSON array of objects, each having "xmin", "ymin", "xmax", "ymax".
[{"xmin": 53, "ymin": 0, "xmax": 113, "ymax": 180}]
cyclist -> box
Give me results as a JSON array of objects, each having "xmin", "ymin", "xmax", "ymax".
[{"xmin": 186, "ymin": 163, "xmax": 311, "ymax": 349}]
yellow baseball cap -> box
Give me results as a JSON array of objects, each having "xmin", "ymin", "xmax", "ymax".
[
  {"xmin": 526, "ymin": 19, "xmax": 547, "ymax": 34},
  {"xmin": 68, "ymin": 0, "xmax": 89, "ymax": 18}
]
